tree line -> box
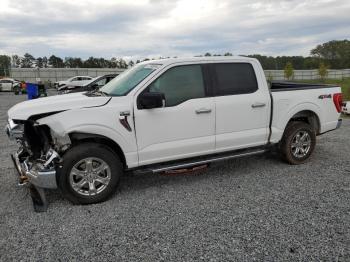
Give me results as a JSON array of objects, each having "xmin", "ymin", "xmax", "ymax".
[
  {"xmin": 7, "ymin": 54, "xmax": 130, "ymax": 69},
  {"xmin": 0, "ymin": 40, "xmax": 349, "ymax": 75}
]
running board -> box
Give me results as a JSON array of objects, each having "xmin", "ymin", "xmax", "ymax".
[{"xmin": 135, "ymin": 147, "xmax": 268, "ymax": 174}]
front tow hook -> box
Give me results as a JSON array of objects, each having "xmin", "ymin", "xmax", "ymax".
[{"xmin": 18, "ymin": 175, "xmax": 29, "ymax": 186}]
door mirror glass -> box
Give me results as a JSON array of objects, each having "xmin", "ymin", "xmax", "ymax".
[{"xmin": 138, "ymin": 92, "xmax": 165, "ymax": 109}]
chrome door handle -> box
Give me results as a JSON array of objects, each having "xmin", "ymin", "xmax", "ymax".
[
  {"xmin": 195, "ymin": 108, "xmax": 212, "ymax": 114},
  {"xmin": 251, "ymin": 103, "xmax": 266, "ymax": 108}
]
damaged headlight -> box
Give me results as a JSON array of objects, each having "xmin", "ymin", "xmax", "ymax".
[{"xmin": 5, "ymin": 118, "xmax": 24, "ymax": 140}]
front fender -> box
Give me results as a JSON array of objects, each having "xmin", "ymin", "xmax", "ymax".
[
  {"xmin": 36, "ymin": 107, "xmax": 138, "ymax": 154},
  {"xmin": 65, "ymin": 124, "xmax": 132, "ymax": 153}
]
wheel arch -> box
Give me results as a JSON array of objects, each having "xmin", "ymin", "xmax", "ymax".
[
  {"xmin": 69, "ymin": 132, "xmax": 127, "ymax": 169},
  {"xmin": 287, "ymin": 110, "xmax": 321, "ymax": 135}
]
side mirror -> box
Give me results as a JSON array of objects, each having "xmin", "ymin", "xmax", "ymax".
[{"xmin": 138, "ymin": 92, "xmax": 165, "ymax": 109}]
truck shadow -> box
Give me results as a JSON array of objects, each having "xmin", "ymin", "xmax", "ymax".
[
  {"xmin": 46, "ymin": 151, "xmax": 280, "ymax": 207},
  {"xmin": 116, "ymin": 151, "xmax": 280, "ymax": 195}
]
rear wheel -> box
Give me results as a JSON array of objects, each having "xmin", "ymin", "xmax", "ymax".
[
  {"xmin": 58, "ymin": 143, "xmax": 123, "ymax": 204},
  {"xmin": 279, "ymin": 121, "xmax": 316, "ymax": 165}
]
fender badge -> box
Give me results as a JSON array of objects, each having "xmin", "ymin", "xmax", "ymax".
[{"xmin": 318, "ymin": 94, "xmax": 332, "ymax": 99}]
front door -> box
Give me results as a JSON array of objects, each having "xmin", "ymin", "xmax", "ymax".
[{"xmin": 134, "ymin": 64, "xmax": 215, "ymax": 166}]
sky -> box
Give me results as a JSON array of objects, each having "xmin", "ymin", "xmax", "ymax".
[{"xmin": 0, "ymin": 0, "xmax": 349, "ymax": 60}]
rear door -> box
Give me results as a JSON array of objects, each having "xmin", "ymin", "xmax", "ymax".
[
  {"xmin": 134, "ymin": 64, "xmax": 216, "ymax": 166},
  {"xmin": 212, "ymin": 62, "xmax": 270, "ymax": 152}
]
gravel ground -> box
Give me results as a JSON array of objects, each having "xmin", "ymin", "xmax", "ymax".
[{"xmin": 0, "ymin": 91, "xmax": 349, "ymax": 261}]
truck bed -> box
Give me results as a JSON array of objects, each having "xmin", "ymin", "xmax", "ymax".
[{"xmin": 270, "ymin": 81, "xmax": 336, "ymax": 92}]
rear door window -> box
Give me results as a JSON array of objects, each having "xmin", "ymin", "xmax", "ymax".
[{"xmin": 213, "ymin": 63, "xmax": 258, "ymax": 96}]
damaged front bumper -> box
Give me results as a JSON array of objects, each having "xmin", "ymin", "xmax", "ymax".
[
  {"xmin": 6, "ymin": 119, "xmax": 63, "ymax": 212},
  {"xmin": 6, "ymin": 119, "xmax": 59, "ymax": 190},
  {"xmin": 11, "ymin": 151, "xmax": 57, "ymax": 189}
]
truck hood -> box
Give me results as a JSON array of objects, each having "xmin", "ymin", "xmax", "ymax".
[{"xmin": 8, "ymin": 92, "xmax": 111, "ymax": 120}]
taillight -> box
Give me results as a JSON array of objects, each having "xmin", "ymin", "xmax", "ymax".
[{"xmin": 333, "ymin": 93, "xmax": 343, "ymax": 113}]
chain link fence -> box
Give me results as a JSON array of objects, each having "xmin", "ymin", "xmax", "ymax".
[
  {"xmin": 265, "ymin": 69, "xmax": 350, "ymax": 81},
  {"xmin": 1, "ymin": 68, "xmax": 125, "ymax": 84},
  {"xmin": 1, "ymin": 67, "xmax": 350, "ymax": 83}
]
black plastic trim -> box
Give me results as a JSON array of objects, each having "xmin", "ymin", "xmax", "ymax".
[
  {"xmin": 28, "ymin": 111, "xmax": 66, "ymax": 121},
  {"xmin": 267, "ymin": 91, "xmax": 274, "ymax": 143},
  {"xmin": 270, "ymin": 81, "xmax": 337, "ymax": 92},
  {"xmin": 130, "ymin": 145, "xmax": 274, "ymax": 172}
]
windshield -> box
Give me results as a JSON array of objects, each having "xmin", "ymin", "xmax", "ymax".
[
  {"xmin": 100, "ymin": 64, "xmax": 161, "ymax": 96},
  {"xmin": 86, "ymin": 77, "xmax": 99, "ymax": 85}
]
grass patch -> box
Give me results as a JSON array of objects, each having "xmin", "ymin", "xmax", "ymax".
[{"xmin": 297, "ymin": 78, "xmax": 350, "ymax": 101}]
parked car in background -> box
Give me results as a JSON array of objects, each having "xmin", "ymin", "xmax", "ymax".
[
  {"xmin": 342, "ymin": 101, "xmax": 349, "ymax": 115},
  {"xmin": 0, "ymin": 78, "xmax": 20, "ymax": 92},
  {"xmin": 58, "ymin": 74, "xmax": 118, "ymax": 94},
  {"xmin": 54, "ymin": 76, "xmax": 93, "ymax": 89},
  {"xmin": 13, "ymin": 81, "xmax": 27, "ymax": 95}
]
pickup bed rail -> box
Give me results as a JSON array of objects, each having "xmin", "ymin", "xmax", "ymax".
[{"xmin": 270, "ymin": 81, "xmax": 336, "ymax": 92}]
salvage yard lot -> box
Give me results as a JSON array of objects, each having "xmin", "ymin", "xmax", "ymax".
[{"xmin": 0, "ymin": 91, "xmax": 349, "ymax": 261}]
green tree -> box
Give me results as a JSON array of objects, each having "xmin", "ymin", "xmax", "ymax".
[
  {"xmin": 22, "ymin": 53, "xmax": 35, "ymax": 68},
  {"xmin": 64, "ymin": 57, "xmax": 83, "ymax": 68},
  {"xmin": 128, "ymin": 60, "xmax": 135, "ymax": 68},
  {"xmin": 284, "ymin": 62, "xmax": 294, "ymax": 80},
  {"xmin": 267, "ymin": 72, "xmax": 273, "ymax": 82},
  {"xmin": 42, "ymin": 56, "xmax": 48, "ymax": 68},
  {"xmin": 0, "ymin": 55, "xmax": 11, "ymax": 76},
  {"xmin": 36, "ymin": 57, "xmax": 43, "ymax": 68},
  {"xmin": 318, "ymin": 62, "xmax": 328, "ymax": 81},
  {"xmin": 119, "ymin": 58, "xmax": 128, "ymax": 69},
  {"xmin": 11, "ymin": 55, "xmax": 21, "ymax": 68},
  {"xmin": 83, "ymin": 57, "xmax": 100, "ymax": 68},
  {"xmin": 311, "ymin": 40, "xmax": 350, "ymax": 69},
  {"xmin": 48, "ymin": 55, "xmax": 64, "ymax": 68}
]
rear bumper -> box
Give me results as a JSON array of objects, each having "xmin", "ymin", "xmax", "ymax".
[{"xmin": 11, "ymin": 153, "xmax": 57, "ymax": 189}]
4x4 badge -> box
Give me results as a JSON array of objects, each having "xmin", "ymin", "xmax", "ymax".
[{"xmin": 318, "ymin": 94, "xmax": 332, "ymax": 99}]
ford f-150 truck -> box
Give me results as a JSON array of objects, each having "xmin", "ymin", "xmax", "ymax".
[{"xmin": 5, "ymin": 57, "xmax": 343, "ymax": 210}]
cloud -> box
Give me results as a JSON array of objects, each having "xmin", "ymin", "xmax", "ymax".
[{"xmin": 0, "ymin": 0, "xmax": 349, "ymax": 59}]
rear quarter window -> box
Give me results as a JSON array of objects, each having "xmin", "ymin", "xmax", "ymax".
[{"xmin": 213, "ymin": 63, "xmax": 258, "ymax": 96}]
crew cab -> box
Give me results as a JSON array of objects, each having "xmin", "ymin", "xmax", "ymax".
[{"xmin": 6, "ymin": 57, "xmax": 343, "ymax": 209}]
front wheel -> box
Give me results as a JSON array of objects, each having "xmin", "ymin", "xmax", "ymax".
[
  {"xmin": 279, "ymin": 121, "xmax": 316, "ymax": 165},
  {"xmin": 58, "ymin": 143, "xmax": 123, "ymax": 204}
]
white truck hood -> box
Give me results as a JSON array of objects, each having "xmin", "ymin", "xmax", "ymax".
[{"xmin": 8, "ymin": 92, "xmax": 110, "ymax": 120}]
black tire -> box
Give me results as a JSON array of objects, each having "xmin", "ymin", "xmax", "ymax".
[
  {"xmin": 279, "ymin": 121, "xmax": 316, "ymax": 165},
  {"xmin": 57, "ymin": 142, "xmax": 123, "ymax": 204}
]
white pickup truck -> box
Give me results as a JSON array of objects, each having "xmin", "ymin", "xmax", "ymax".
[{"xmin": 6, "ymin": 57, "xmax": 343, "ymax": 210}]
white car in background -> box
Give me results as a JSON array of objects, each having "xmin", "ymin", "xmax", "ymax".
[
  {"xmin": 342, "ymin": 101, "xmax": 349, "ymax": 115},
  {"xmin": 54, "ymin": 76, "xmax": 93, "ymax": 89},
  {"xmin": 0, "ymin": 78, "xmax": 20, "ymax": 92}
]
